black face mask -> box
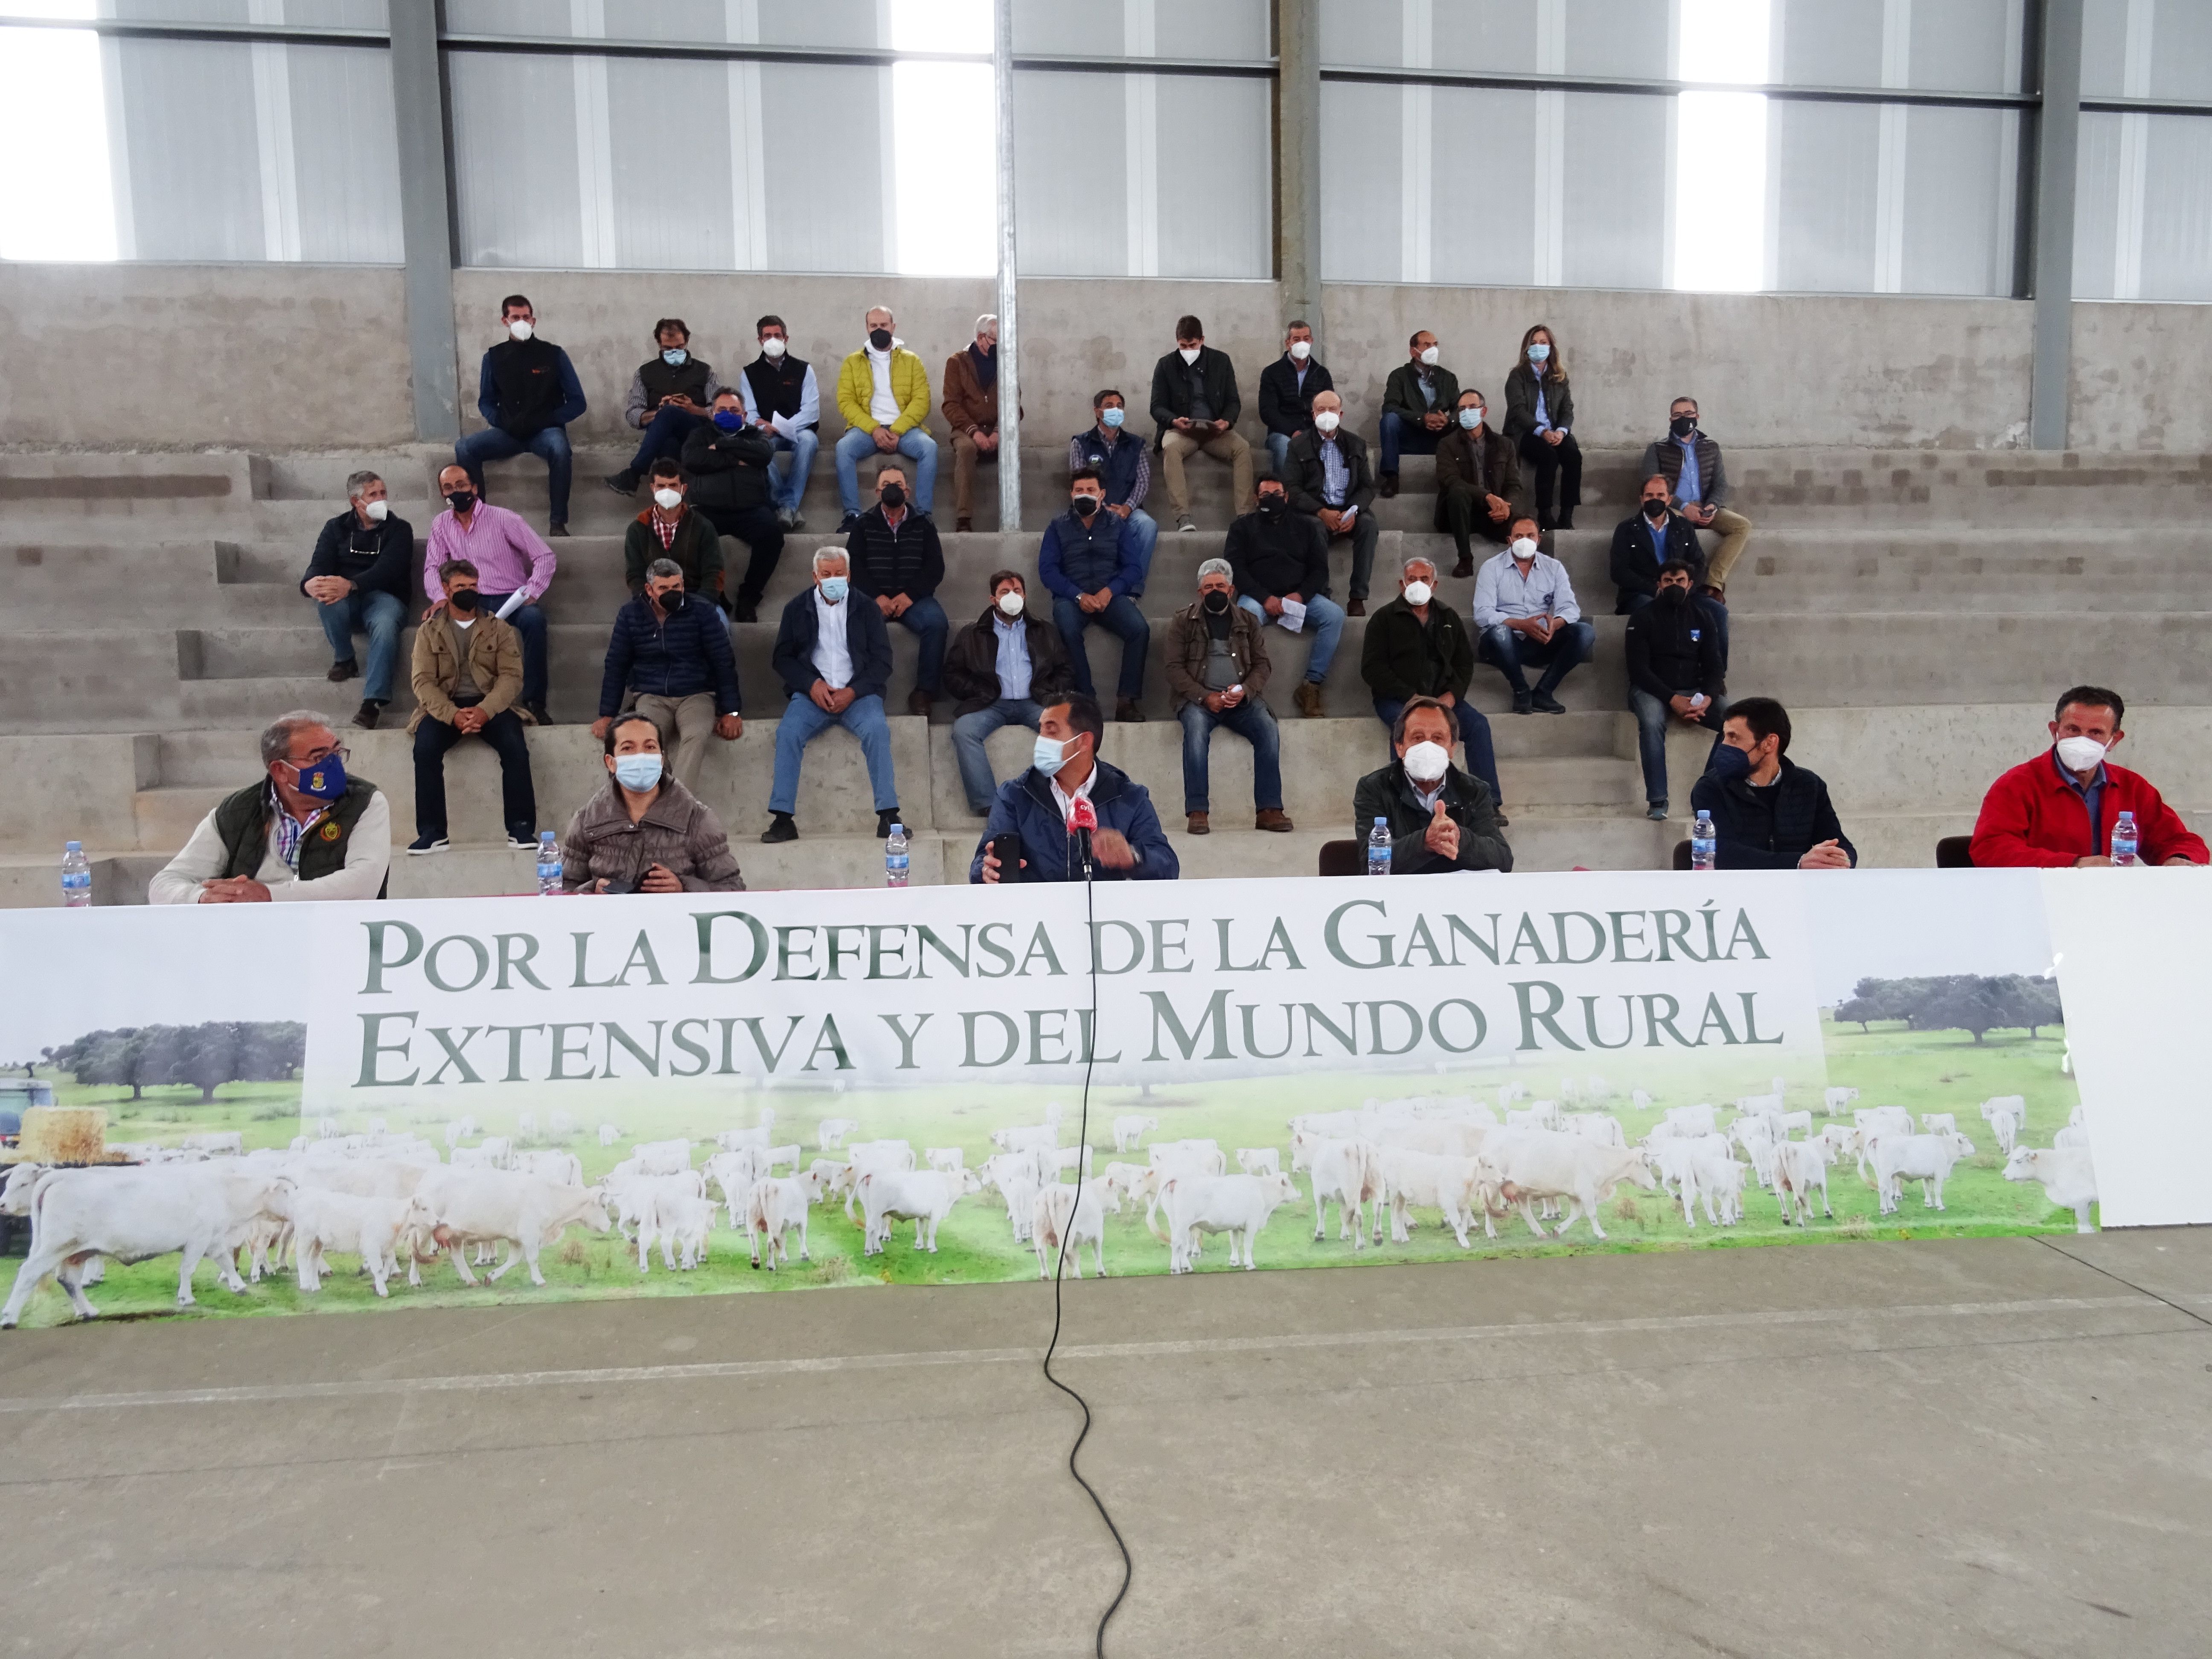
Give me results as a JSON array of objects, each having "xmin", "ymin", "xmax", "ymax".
[
  {"xmin": 869, "ymin": 328, "xmax": 894, "ymax": 351},
  {"xmin": 654, "ymin": 587, "xmax": 687, "ymax": 612},
  {"xmin": 1642, "ymin": 498, "xmax": 1669, "ymax": 520},
  {"xmin": 447, "ymin": 587, "xmax": 480, "ymax": 612},
  {"xmin": 1202, "ymin": 590, "xmax": 1231, "ymax": 614},
  {"xmin": 1257, "ymin": 495, "xmax": 1286, "ymax": 518},
  {"xmin": 880, "ymin": 482, "xmax": 906, "ymax": 511},
  {"xmin": 1670, "ymin": 415, "xmax": 1697, "ymax": 438},
  {"xmin": 1655, "ymin": 585, "xmax": 1689, "ymax": 608},
  {"xmin": 1072, "ymin": 494, "xmax": 1099, "ymax": 518},
  {"xmin": 445, "ymin": 489, "xmax": 477, "ymax": 514}
]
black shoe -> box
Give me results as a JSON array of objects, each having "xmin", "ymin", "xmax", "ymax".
[
  {"xmin": 761, "ymin": 813, "xmax": 798, "ymax": 844},
  {"xmin": 1531, "ymin": 690, "xmax": 1567, "ymax": 714},
  {"xmin": 1555, "ymin": 512, "xmax": 1575, "ymax": 530},
  {"xmin": 352, "ymin": 699, "xmax": 384, "ymax": 731},
  {"xmin": 732, "ymin": 599, "xmax": 759, "ymax": 625},
  {"xmin": 876, "ymin": 809, "xmax": 901, "ymax": 839},
  {"xmin": 1511, "ymin": 693, "xmax": 1534, "ymax": 715},
  {"xmin": 604, "ymin": 469, "xmax": 640, "ymax": 496},
  {"xmin": 506, "ymin": 828, "xmax": 539, "ymax": 850},
  {"xmin": 327, "ymin": 658, "xmax": 358, "ymax": 683},
  {"xmin": 407, "ymin": 834, "xmax": 450, "ymax": 856},
  {"xmin": 837, "ymin": 512, "xmax": 862, "ymax": 533},
  {"xmin": 525, "ymin": 701, "xmax": 553, "ymax": 726},
  {"xmin": 548, "ymin": 522, "xmax": 570, "ymax": 538}
]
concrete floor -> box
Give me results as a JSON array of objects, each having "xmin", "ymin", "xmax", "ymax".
[{"xmin": 0, "ymin": 1233, "xmax": 2206, "ymax": 1658}]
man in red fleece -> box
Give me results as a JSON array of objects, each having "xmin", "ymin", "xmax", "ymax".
[{"xmin": 1970, "ymin": 685, "xmax": 2207, "ymax": 867}]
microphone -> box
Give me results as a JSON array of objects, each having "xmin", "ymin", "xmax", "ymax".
[{"xmin": 1068, "ymin": 797, "xmax": 1097, "ymax": 878}]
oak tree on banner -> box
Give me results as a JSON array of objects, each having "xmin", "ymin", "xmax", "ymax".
[
  {"xmin": 45, "ymin": 1022, "xmax": 306, "ymax": 1103},
  {"xmin": 1833, "ymin": 975, "xmax": 2064, "ymax": 1043}
]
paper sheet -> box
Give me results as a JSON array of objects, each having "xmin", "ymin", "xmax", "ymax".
[{"xmin": 1278, "ymin": 597, "xmax": 1307, "ymax": 634}]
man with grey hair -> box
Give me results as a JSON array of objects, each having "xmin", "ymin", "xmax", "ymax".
[
  {"xmin": 149, "ymin": 712, "xmax": 391, "ymax": 903},
  {"xmin": 765, "ymin": 547, "xmax": 900, "ymax": 842},
  {"xmin": 302, "ymin": 469, "xmax": 413, "ymax": 730},
  {"xmin": 594, "ymin": 556, "xmax": 742, "ymax": 795},
  {"xmin": 942, "ymin": 313, "xmax": 1009, "ymax": 533},
  {"xmin": 1163, "ymin": 558, "xmax": 1291, "ymax": 835}
]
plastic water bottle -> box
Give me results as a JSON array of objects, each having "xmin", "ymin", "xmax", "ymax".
[
  {"xmin": 1691, "ymin": 811, "xmax": 1717, "ymax": 871},
  {"xmin": 535, "ymin": 831, "xmax": 562, "ymax": 895},
  {"xmin": 885, "ymin": 822, "xmax": 910, "ymax": 888},
  {"xmin": 2111, "ymin": 809, "xmax": 2139, "ymax": 867},
  {"xmin": 1366, "ymin": 816, "xmax": 1392, "ymax": 876},
  {"xmin": 59, "ymin": 841, "xmax": 90, "ymax": 908}
]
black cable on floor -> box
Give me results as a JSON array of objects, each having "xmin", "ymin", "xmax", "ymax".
[
  {"xmin": 1040, "ymin": 843, "xmax": 1132, "ymax": 1656},
  {"xmin": 2033, "ymin": 1233, "xmax": 2212, "ymax": 1330}
]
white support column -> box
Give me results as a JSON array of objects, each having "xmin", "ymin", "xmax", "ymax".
[
  {"xmin": 876, "ymin": 0, "xmax": 899, "ymax": 273},
  {"xmin": 2112, "ymin": 0, "xmax": 2153, "ymax": 299},
  {"xmin": 1532, "ymin": 0, "xmax": 1566, "ymax": 286},
  {"xmin": 96, "ymin": 2, "xmax": 136, "ymax": 262},
  {"xmin": 248, "ymin": 0, "xmax": 301, "ymax": 261},
  {"xmin": 1872, "ymin": 0, "xmax": 1911, "ymax": 294},
  {"xmin": 994, "ymin": 0, "xmax": 1021, "ymax": 533},
  {"xmin": 1124, "ymin": 0, "xmax": 1159, "ymax": 276},
  {"xmin": 1399, "ymin": 0, "xmax": 1432, "ymax": 284},
  {"xmin": 726, "ymin": 0, "xmax": 769, "ymax": 270},
  {"xmin": 570, "ymin": 0, "xmax": 618, "ymax": 268}
]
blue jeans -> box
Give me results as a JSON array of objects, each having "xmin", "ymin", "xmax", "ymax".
[
  {"xmin": 835, "ymin": 427, "xmax": 939, "ymax": 517},
  {"xmin": 315, "ymin": 588, "xmax": 406, "ymax": 703},
  {"xmin": 770, "ymin": 692, "xmax": 898, "ymax": 815},
  {"xmin": 1372, "ymin": 696, "xmax": 1501, "ymax": 805},
  {"xmin": 1478, "ymin": 620, "xmax": 1595, "ymax": 699},
  {"xmin": 1179, "ymin": 698, "xmax": 1282, "ymax": 813},
  {"xmin": 1265, "ymin": 432, "xmax": 1292, "ymax": 478},
  {"xmin": 1630, "ymin": 687, "xmax": 1727, "ymax": 808},
  {"xmin": 454, "ymin": 425, "xmax": 573, "ymax": 525},
  {"xmin": 1053, "ymin": 594, "xmax": 1150, "ymax": 702},
  {"xmin": 1117, "ymin": 507, "xmax": 1159, "ymax": 594},
  {"xmin": 479, "ymin": 593, "xmax": 548, "ymax": 707},
  {"xmin": 888, "ymin": 594, "xmax": 949, "ymax": 693},
  {"xmin": 771, "ymin": 428, "xmax": 820, "ymax": 513},
  {"xmin": 626, "ymin": 405, "xmax": 706, "ymax": 474},
  {"xmin": 1379, "ymin": 409, "xmax": 1444, "ymax": 473},
  {"xmin": 1620, "ymin": 589, "xmax": 1731, "ymax": 672},
  {"xmin": 951, "ymin": 697, "xmax": 1043, "ymax": 814},
  {"xmin": 1237, "ymin": 592, "xmax": 1345, "ymax": 681}
]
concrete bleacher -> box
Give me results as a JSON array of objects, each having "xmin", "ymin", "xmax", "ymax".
[{"xmin": 3, "ymin": 438, "xmax": 2209, "ymax": 903}]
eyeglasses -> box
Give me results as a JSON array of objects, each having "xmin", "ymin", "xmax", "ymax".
[{"xmin": 297, "ymin": 744, "xmax": 350, "ymax": 768}]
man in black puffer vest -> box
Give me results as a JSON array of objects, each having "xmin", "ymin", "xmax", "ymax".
[
  {"xmin": 739, "ymin": 314, "xmax": 821, "ymax": 530},
  {"xmin": 846, "ymin": 461, "xmax": 947, "ymax": 717},
  {"xmin": 605, "ymin": 317, "xmax": 723, "ymax": 498},
  {"xmin": 682, "ymin": 387, "xmax": 786, "ymax": 624},
  {"xmin": 455, "ymin": 294, "xmax": 587, "ymax": 536}
]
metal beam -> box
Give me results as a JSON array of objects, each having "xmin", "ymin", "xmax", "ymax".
[
  {"xmin": 994, "ymin": 0, "xmax": 1021, "ymax": 535},
  {"xmin": 1275, "ymin": 0, "xmax": 1322, "ymax": 352},
  {"xmin": 2030, "ymin": 0, "xmax": 2082, "ymax": 452},
  {"xmin": 388, "ymin": 0, "xmax": 458, "ymax": 443}
]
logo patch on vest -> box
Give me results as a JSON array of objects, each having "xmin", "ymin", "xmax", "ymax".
[{"xmin": 320, "ymin": 821, "xmax": 342, "ymax": 842}]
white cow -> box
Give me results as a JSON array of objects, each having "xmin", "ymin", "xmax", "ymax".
[
  {"xmin": 746, "ymin": 1170, "xmax": 827, "ymax": 1268},
  {"xmin": 445, "ymin": 1116, "xmax": 479, "ymax": 1149},
  {"xmin": 1852, "ymin": 1107, "xmax": 1917, "ymax": 1175},
  {"xmin": 840, "ymin": 1142, "xmax": 919, "ymax": 1220},
  {"xmin": 1147, "ymin": 1138, "xmax": 1222, "ymax": 1169},
  {"xmin": 638, "ymin": 1188, "xmax": 717, "ymax": 1271},
  {"xmin": 2003, "ymin": 1145, "xmax": 2098, "ymax": 1232},
  {"xmin": 516, "ymin": 1111, "xmax": 538, "ymax": 1139},
  {"xmin": 1772, "ymin": 1138, "xmax": 1838, "ymax": 1225},
  {"xmin": 1659, "ymin": 1103, "xmax": 1719, "ymax": 1139},
  {"xmin": 475, "ymin": 1135, "xmax": 513, "ymax": 1169},
  {"xmin": 816, "ymin": 1117, "xmax": 860, "ymax": 1150},
  {"xmin": 180, "ymin": 1131, "xmax": 243, "ymax": 1156},
  {"xmin": 1485, "ymin": 1130, "xmax": 1657, "ymax": 1241},
  {"xmin": 1374, "ymin": 1149, "xmax": 1488, "ymax": 1247},
  {"xmin": 1235, "ymin": 1147, "xmax": 1281, "ymax": 1176},
  {"xmin": 1150, "ymin": 1172, "xmax": 1301, "ymax": 1272},
  {"xmin": 1823, "ymin": 1086, "xmax": 1859, "ymax": 1116},
  {"xmin": 991, "ymin": 1119, "xmax": 1061, "ymax": 1157},
  {"xmin": 1373, "ymin": 1118, "xmax": 1490, "ymax": 1160},
  {"xmin": 760, "ymin": 1143, "xmax": 802, "ymax": 1175},
  {"xmin": 924, "ymin": 1147, "xmax": 966, "ymax": 1176},
  {"xmin": 1979, "ymin": 1095, "xmax": 2027, "ymax": 1154},
  {"xmin": 1630, "ymin": 1089, "xmax": 1654, "ymax": 1112},
  {"xmin": 597, "ymin": 1123, "xmax": 622, "ymax": 1147},
  {"xmin": 1868, "ymin": 1131, "xmax": 1974, "ymax": 1215},
  {"xmin": 1288, "ymin": 1109, "xmax": 1362, "ymax": 1138},
  {"xmin": 603, "ymin": 1167, "xmax": 705, "ymax": 1250},
  {"xmin": 1032, "ymin": 1182, "xmax": 1107, "ymax": 1280},
  {"xmin": 1649, "ymin": 1135, "xmax": 1742, "ymax": 1228},
  {"xmin": 1562, "ymin": 1112, "xmax": 1627, "ymax": 1148},
  {"xmin": 704, "ymin": 1149, "xmax": 765, "ymax": 1226},
  {"xmin": 1729, "ymin": 1114, "xmax": 1780, "ymax": 1190},
  {"xmin": 2053, "ymin": 1123, "xmax": 2091, "ymax": 1150},
  {"xmin": 632, "ymin": 1138, "xmax": 694, "ymax": 1176},
  {"xmin": 1497, "ymin": 1083, "xmax": 1528, "ymax": 1109},
  {"xmin": 858, "ymin": 1169, "xmax": 979, "ymax": 1255},
  {"xmin": 416, "ymin": 1168, "xmax": 611, "ymax": 1286},
  {"xmin": 1033, "ymin": 1144, "xmax": 1095, "ymax": 1185},
  {"xmin": 1919, "ymin": 1112, "xmax": 1958, "ymax": 1136},
  {"xmin": 1098, "ymin": 1161, "xmax": 1149, "ymax": 1215},
  {"xmin": 514, "ymin": 1150, "xmax": 584, "ymax": 1186},
  {"xmin": 1111, "ymin": 1115, "xmax": 1159, "ymax": 1153},
  {"xmin": 1290, "ymin": 1132, "xmax": 1379, "ymax": 1247},
  {"xmin": 277, "ymin": 1187, "xmax": 435, "ymax": 1296},
  {"xmin": 450, "ymin": 1145, "xmax": 506, "ymax": 1170}
]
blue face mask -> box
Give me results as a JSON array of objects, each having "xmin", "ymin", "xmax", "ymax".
[
  {"xmin": 288, "ymin": 750, "xmax": 349, "ymax": 802},
  {"xmin": 1458, "ymin": 408, "xmax": 1481, "ymax": 429},
  {"xmin": 712, "ymin": 407, "xmax": 743, "ymax": 431},
  {"xmin": 1707, "ymin": 743, "xmax": 1753, "ymax": 783},
  {"xmin": 613, "ymin": 753, "xmax": 663, "ymax": 792},
  {"xmin": 662, "ymin": 348, "xmax": 688, "ymax": 367},
  {"xmin": 819, "ymin": 576, "xmax": 849, "ymax": 603},
  {"xmin": 1527, "ymin": 342, "xmax": 1550, "ymax": 362},
  {"xmin": 1100, "ymin": 407, "xmax": 1125, "ymax": 428},
  {"xmin": 1033, "ymin": 734, "xmax": 1073, "ymax": 777}
]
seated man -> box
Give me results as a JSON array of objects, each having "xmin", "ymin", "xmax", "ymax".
[
  {"xmin": 1165, "ymin": 558, "xmax": 1292, "ymax": 836},
  {"xmin": 833, "ymin": 305, "xmax": 937, "ymax": 530},
  {"xmin": 739, "ymin": 313, "xmax": 820, "ymax": 531},
  {"xmin": 941, "ymin": 313, "xmax": 1010, "ymax": 533},
  {"xmin": 681, "ymin": 387, "xmax": 784, "ymax": 623},
  {"xmin": 1472, "ymin": 517, "xmax": 1594, "ymax": 715},
  {"xmin": 1039, "ymin": 468, "xmax": 1148, "ymax": 722},
  {"xmin": 1353, "ymin": 695, "xmax": 1513, "ymax": 873},
  {"xmin": 944, "ymin": 570, "xmax": 1076, "ymax": 818},
  {"xmin": 1069, "ymin": 389, "xmax": 1158, "ymax": 597},
  {"xmin": 1378, "ymin": 329, "xmax": 1459, "ymax": 497},
  {"xmin": 971, "ymin": 694, "xmax": 1178, "ymax": 883},
  {"xmin": 594, "ymin": 558, "xmax": 743, "ymax": 794},
  {"xmin": 1257, "ymin": 319, "xmax": 1332, "ymax": 479},
  {"xmin": 303, "ymin": 468, "xmax": 412, "ymax": 730},
  {"xmin": 623, "ymin": 459, "xmax": 724, "ymax": 606},
  {"xmin": 1224, "ymin": 476, "xmax": 1343, "ymax": 718},
  {"xmin": 765, "ymin": 549, "xmax": 899, "ymax": 843},
  {"xmin": 1360, "ymin": 556, "xmax": 1503, "ymax": 816},
  {"xmin": 605, "ymin": 317, "xmax": 721, "ymax": 497},
  {"xmin": 1642, "ymin": 396, "xmax": 1752, "ymax": 603},
  {"xmin": 425, "ymin": 463, "xmax": 556, "ymax": 726},
  {"xmin": 1434, "ymin": 389, "xmax": 1521, "ymax": 578},
  {"xmin": 846, "ymin": 462, "xmax": 947, "ymax": 718},
  {"xmin": 454, "ymin": 294, "xmax": 585, "ymax": 536},
  {"xmin": 1625, "ymin": 561, "xmax": 1726, "ymax": 823},
  {"xmin": 1284, "ymin": 391, "xmax": 1379, "ymax": 618},
  {"xmin": 560, "ymin": 713, "xmax": 745, "ymax": 894},
  {"xmin": 148, "ymin": 710, "xmax": 390, "ymax": 904},
  {"xmin": 1610, "ymin": 472, "xmax": 1729, "ymax": 667},
  {"xmin": 1149, "ymin": 314, "xmax": 1252, "ymax": 533},
  {"xmin": 1691, "ymin": 697, "xmax": 1855, "ymax": 869},
  {"xmin": 407, "ymin": 559, "xmax": 536, "ymax": 855},
  {"xmin": 1970, "ymin": 684, "xmax": 2208, "ymax": 867}
]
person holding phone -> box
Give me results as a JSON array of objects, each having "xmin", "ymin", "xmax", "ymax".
[
  {"xmin": 557, "ymin": 714, "xmax": 745, "ymax": 893},
  {"xmin": 970, "ymin": 695, "xmax": 1178, "ymax": 883}
]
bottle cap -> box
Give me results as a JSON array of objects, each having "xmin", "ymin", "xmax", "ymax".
[
  {"xmin": 64, "ymin": 841, "xmax": 81, "ymax": 851},
  {"xmin": 1373, "ymin": 817, "xmax": 1387, "ymax": 826}
]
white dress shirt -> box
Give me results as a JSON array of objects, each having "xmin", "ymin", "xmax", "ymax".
[
  {"xmin": 148, "ymin": 789, "xmax": 392, "ymax": 904},
  {"xmin": 866, "ymin": 342, "xmax": 901, "ymax": 427},
  {"xmin": 1049, "ymin": 765, "xmax": 1097, "ymax": 824},
  {"xmin": 811, "ymin": 588, "xmax": 854, "ymax": 689}
]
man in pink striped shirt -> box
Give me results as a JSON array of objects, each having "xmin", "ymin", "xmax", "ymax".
[{"xmin": 426, "ymin": 462, "xmax": 559, "ymax": 725}]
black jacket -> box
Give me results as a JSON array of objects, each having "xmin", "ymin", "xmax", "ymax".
[
  {"xmin": 1501, "ymin": 364, "xmax": 1575, "ymax": 442},
  {"xmin": 941, "ymin": 603, "xmax": 1076, "ymax": 716},
  {"xmin": 771, "ymin": 588, "xmax": 892, "ymax": 703},
  {"xmin": 845, "ymin": 506, "xmax": 944, "ymax": 602},
  {"xmin": 1690, "ymin": 758, "xmax": 1857, "ymax": 870},
  {"xmin": 1361, "ymin": 595, "xmax": 1474, "ymax": 704},
  {"xmin": 1623, "ymin": 594, "xmax": 1723, "ymax": 703},
  {"xmin": 1223, "ymin": 508, "xmax": 1331, "ymax": 603},
  {"xmin": 1148, "ymin": 345, "xmax": 1242, "ymax": 445},
  {"xmin": 680, "ymin": 420, "xmax": 778, "ymax": 512},
  {"xmin": 1610, "ymin": 510, "xmax": 1708, "ymax": 607},
  {"xmin": 599, "ymin": 592, "xmax": 741, "ymax": 718},
  {"xmin": 303, "ymin": 508, "xmax": 413, "ymax": 603},
  {"xmin": 1257, "ymin": 354, "xmax": 1334, "ymax": 439},
  {"xmin": 1353, "ymin": 761, "xmax": 1512, "ymax": 873},
  {"xmin": 1285, "ymin": 428, "xmax": 1377, "ymax": 519}
]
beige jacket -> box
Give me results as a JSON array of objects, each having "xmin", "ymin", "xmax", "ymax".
[{"xmin": 408, "ymin": 611, "xmax": 524, "ymax": 733}]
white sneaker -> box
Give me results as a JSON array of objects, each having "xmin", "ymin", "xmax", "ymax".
[{"xmin": 1176, "ymin": 515, "xmax": 1197, "ymax": 532}]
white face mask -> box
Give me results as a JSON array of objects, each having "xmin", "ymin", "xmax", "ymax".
[
  {"xmin": 761, "ymin": 336, "xmax": 787, "ymax": 359},
  {"xmin": 1179, "ymin": 346, "xmax": 1201, "ymax": 365},
  {"xmin": 1288, "ymin": 340, "xmax": 1312, "ymax": 361},
  {"xmin": 1403, "ymin": 580, "xmax": 1433, "ymax": 607},
  {"xmin": 1314, "ymin": 410, "xmax": 1341, "ymax": 434},
  {"xmin": 1418, "ymin": 346, "xmax": 1440, "ymax": 367},
  {"xmin": 506, "ymin": 319, "xmax": 533, "ymax": 342},
  {"xmin": 2055, "ymin": 735, "xmax": 2109, "ymax": 772},
  {"xmin": 1403, "ymin": 740, "xmax": 1450, "ymax": 783},
  {"xmin": 1510, "ymin": 536, "xmax": 1539, "ymax": 560},
  {"xmin": 361, "ymin": 498, "xmax": 388, "ymax": 522},
  {"xmin": 997, "ymin": 590, "xmax": 1025, "ymax": 618},
  {"xmin": 652, "ymin": 488, "xmax": 683, "ymax": 511}
]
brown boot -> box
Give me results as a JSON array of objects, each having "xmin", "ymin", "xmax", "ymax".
[
  {"xmin": 1293, "ymin": 681, "xmax": 1324, "ymax": 719},
  {"xmin": 1345, "ymin": 597, "xmax": 1366, "ymax": 617},
  {"xmin": 1255, "ymin": 808, "xmax": 1294, "ymax": 832},
  {"xmin": 907, "ymin": 688, "xmax": 934, "ymax": 716},
  {"xmin": 955, "ymin": 517, "xmax": 973, "ymax": 533},
  {"xmin": 1451, "ymin": 556, "xmax": 1473, "ymax": 579},
  {"xmin": 1186, "ymin": 811, "xmax": 1210, "ymax": 835},
  {"xmin": 1116, "ymin": 699, "xmax": 1145, "ymax": 722}
]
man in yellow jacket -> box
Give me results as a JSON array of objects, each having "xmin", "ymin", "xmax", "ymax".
[{"xmin": 834, "ymin": 304, "xmax": 938, "ymax": 530}]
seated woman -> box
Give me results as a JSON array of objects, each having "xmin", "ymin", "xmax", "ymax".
[
  {"xmin": 1502, "ymin": 324, "xmax": 1580, "ymax": 532},
  {"xmin": 559, "ymin": 713, "xmax": 745, "ymax": 892}
]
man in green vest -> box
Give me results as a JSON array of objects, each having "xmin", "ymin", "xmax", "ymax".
[{"xmin": 148, "ymin": 711, "xmax": 392, "ymax": 903}]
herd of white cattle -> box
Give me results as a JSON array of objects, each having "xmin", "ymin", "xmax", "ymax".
[{"xmin": 0, "ymin": 1076, "xmax": 2098, "ymax": 1324}]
